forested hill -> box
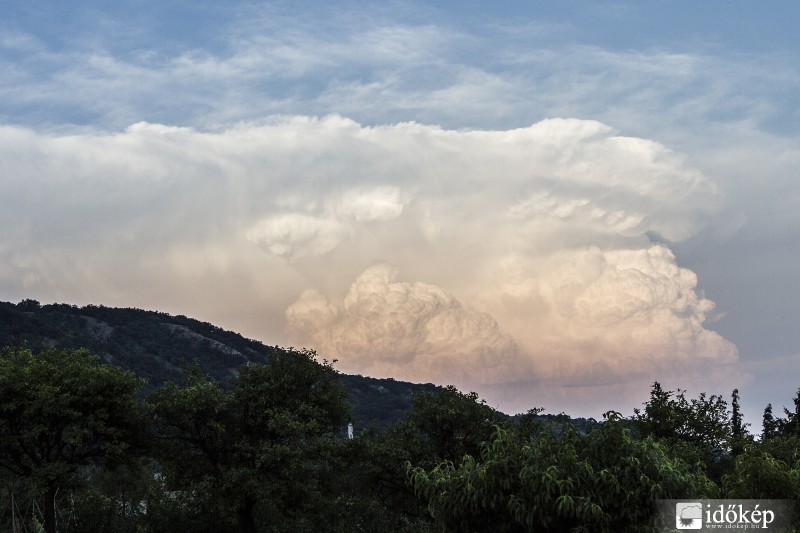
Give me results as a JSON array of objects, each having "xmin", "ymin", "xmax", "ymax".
[
  {"xmin": 0, "ymin": 299, "xmax": 438, "ymax": 430},
  {"xmin": 6, "ymin": 299, "xmax": 800, "ymax": 532}
]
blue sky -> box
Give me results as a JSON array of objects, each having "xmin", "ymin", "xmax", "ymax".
[{"xmin": 2, "ymin": 1, "xmax": 799, "ymax": 426}]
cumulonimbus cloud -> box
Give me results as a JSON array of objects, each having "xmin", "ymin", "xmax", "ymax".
[{"xmin": 0, "ymin": 115, "xmax": 738, "ymax": 412}]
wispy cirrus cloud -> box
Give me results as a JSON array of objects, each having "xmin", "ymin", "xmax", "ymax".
[{"xmin": 3, "ymin": 3, "xmax": 797, "ymax": 137}]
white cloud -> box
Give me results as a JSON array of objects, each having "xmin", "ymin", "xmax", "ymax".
[
  {"xmin": 0, "ymin": 115, "xmax": 740, "ymax": 413},
  {"xmin": 286, "ymin": 264, "xmax": 520, "ymax": 385},
  {"xmin": 537, "ymin": 245, "xmax": 735, "ymax": 367},
  {"xmin": 337, "ymin": 186, "xmax": 405, "ymax": 222},
  {"xmin": 3, "ymin": 0, "xmax": 800, "ymax": 420},
  {"xmin": 246, "ymin": 214, "xmax": 348, "ymax": 259}
]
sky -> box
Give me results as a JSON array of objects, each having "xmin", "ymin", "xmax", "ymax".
[{"xmin": 2, "ymin": 1, "xmax": 799, "ymax": 426}]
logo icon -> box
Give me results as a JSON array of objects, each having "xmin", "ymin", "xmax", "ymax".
[{"xmin": 676, "ymin": 502, "xmax": 703, "ymax": 529}]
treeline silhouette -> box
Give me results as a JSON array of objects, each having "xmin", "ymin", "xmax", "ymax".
[
  {"xmin": 2, "ymin": 346, "xmax": 800, "ymax": 532},
  {"xmin": 1, "ymin": 300, "xmax": 799, "ymax": 532},
  {"xmin": 0, "ymin": 300, "xmax": 440, "ymax": 431}
]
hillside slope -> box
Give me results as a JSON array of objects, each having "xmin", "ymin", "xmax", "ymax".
[{"xmin": 0, "ymin": 299, "xmax": 438, "ymax": 430}]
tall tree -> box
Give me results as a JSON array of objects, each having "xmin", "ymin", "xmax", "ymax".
[
  {"xmin": 149, "ymin": 348, "xmax": 350, "ymax": 532},
  {"xmin": 405, "ymin": 385, "xmax": 504, "ymax": 465},
  {"xmin": 633, "ymin": 382, "xmax": 732, "ymax": 472},
  {"xmin": 0, "ymin": 347, "xmax": 145, "ymax": 533},
  {"xmin": 634, "ymin": 382, "xmax": 731, "ymax": 448},
  {"xmin": 782, "ymin": 388, "xmax": 800, "ymax": 436},
  {"xmin": 762, "ymin": 403, "xmax": 778, "ymax": 439},
  {"xmin": 329, "ymin": 385, "xmax": 507, "ymax": 531},
  {"xmin": 730, "ymin": 388, "xmax": 749, "ymax": 455}
]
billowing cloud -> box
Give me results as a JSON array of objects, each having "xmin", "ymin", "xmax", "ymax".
[
  {"xmin": 497, "ymin": 245, "xmax": 735, "ymax": 370},
  {"xmin": 247, "ymin": 214, "xmax": 348, "ymax": 259},
  {"xmin": 286, "ymin": 264, "xmax": 520, "ymax": 385},
  {"xmin": 337, "ymin": 186, "xmax": 405, "ymax": 222},
  {"xmin": 4, "ymin": 0, "xmax": 800, "ymax": 424},
  {"xmin": 0, "ymin": 115, "xmax": 739, "ymax": 414},
  {"xmin": 245, "ymin": 186, "xmax": 406, "ymax": 259}
]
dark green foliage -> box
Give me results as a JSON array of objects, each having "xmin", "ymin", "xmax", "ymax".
[
  {"xmin": 0, "ymin": 299, "xmax": 438, "ymax": 429},
  {"xmin": 730, "ymin": 388, "xmax": 750, "ymax": 456},
  {"xmin": 633, "ymin": 382, "xmax": 731, "ymax": 449},
  {"xmin": 316, "ymin": 430, "xmax": 435, "ymax": 532},
  {"xmin": 721, "ymin": 439, "xmax": 800, "ymax": 525},
  {"xmin": 633, "ymin": 381, "xmax": 733, "ymax": 482},
  {"xmin": 405, "ymin": 385, "xmax": 508, "ymax": 466},
  {"xmin": 147, "ymin": 348, "xmax": 351, "ymax": 532},
  {"xmin": 0, "ymin": 300, "xmax": 274, "ymax": 389},
  {"xmin": 0, "ymin": 300, "xmax": 63, "ymax": 347},
  {"xmin": 339, "ymin": 374, "xmax": 439, "ymax": 432},
  {"xmin": 767, "ymin": 388, "xmax": 800, "ymax": 438},
  {"xmin": 68, "ymin": 462, "xmax": 157, "ymax": 533},
  {"xmin": 722, "ymin": 448, "xmax": 800, "ymax": 500},
  {"xmin": 4, "ymin": 301, "xmax": 800, "ymax": 531},
  {"xmin": 409, "ymin": 413, "xmax": 717, "ymax": 532},
  {"xmin": 0, "ymin": 347, "xmax": 145, "ymax": 533},
  {"xmin": 341, "ymin": 384, "xmax": 509, "ymax": 530},
  {"xmin": 783, "ymin": 388, "xmax": 800, "ymax": 437},
  {"xmin": 763, "ymin": 403, "xmax": 779, "ymax": 439}
]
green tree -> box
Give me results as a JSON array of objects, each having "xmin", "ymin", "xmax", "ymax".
[
  {"xmin": 730, "ymin": 388, "xmax": 750, "ymax": 456},
  {"xmin": 722, "ymin": 449, "xmax": 800, "ymax": 500},
  {"xmin": 409, "ymin": 412, "xmax": 717, "ymax": 532},
  {"xmin": 148, "ymin": 348, "xmax": 350, "ymax": 532},
  {"xmin": 405, "ymin": 385, "xmax": 505, "ymax": 466},
  {"xmin": 781, "ymin": 388, "xmax": 800, "ymax": 437},
  {"xmin": 758, "ymin": 390, "xmax": 800, "ymax": 439},
  {"xmin": 633, "ymin": 382, "xmax": 731, "ymax": 481},
  {"xmin": 633, "ymin": 382, "xmax": 731, "ymax": 448},
  {"xmin": 0, "ymin": 347, "xmax": 145, "ymax": 533},
  {"xmin": 315, "ymin": 429, "xmax": 434, "ymax": 532},
  {"xmin": 68, "ymin": 461, "xmax": 157, "ymax": 533},
  {"xmin": 762, "ymin": 403, "xmax": 778, "ymax": 439},
  {"xmin": 310, "ymin": 384, "xmax": 506, "ymax": 532}
]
